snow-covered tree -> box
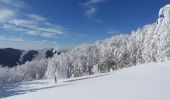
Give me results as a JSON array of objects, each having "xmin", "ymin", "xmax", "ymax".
[
  {"xmin": 46, "ymin": 4, "xmax": 170, "ymax": 79},
  {"xmin": 0, "ymin": 59, "xmax": 48, "ymax": 85}
]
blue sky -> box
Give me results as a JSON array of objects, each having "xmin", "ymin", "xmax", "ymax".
[{"xmin": 0, "ymin": 0, "xmax": 169, "ymax": 50}]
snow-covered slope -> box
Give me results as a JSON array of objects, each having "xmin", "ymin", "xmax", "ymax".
[{"xmin": 1, "ymin": 61, "xmax": 170, "ymax": 100}]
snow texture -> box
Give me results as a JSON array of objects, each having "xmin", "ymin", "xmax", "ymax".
[{"xmin": 0, "ymin": 61, "xmax": 170, "ymax": 100}]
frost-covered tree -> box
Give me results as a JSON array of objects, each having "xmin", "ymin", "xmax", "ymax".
[
  {"xmin": 0, "ymin": 59, "xmax": 48, "ymax": 85},
  {"xmin": 46, "ymin": 53, "xmax": 70, "ymax": 79},
  {"xmin": 46, "ymin": 44, "xmax": 100, "ymax": 79}
]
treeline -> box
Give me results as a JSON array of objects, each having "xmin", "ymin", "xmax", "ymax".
[
  {"xmin": 0, "ymin": 59, "xmax": 48, "ymax": 85},
  {"xmin": 45, "ymin": 5, "xmax": 170, "ymax": 78}
]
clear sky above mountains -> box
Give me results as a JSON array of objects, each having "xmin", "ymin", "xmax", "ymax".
[{"xmin": 0, "ymin": 0, "xmax": 169, "ymax": 50}]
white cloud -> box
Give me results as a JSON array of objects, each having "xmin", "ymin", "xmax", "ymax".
[
  {"xmin": 107, "ymin": 28, "xmax": 121, "ymax": 36},
  {"xmin": 0, "ymin": 36, "xmax": 24, "ymax": 42},
  {"xmin": 0, "ymin": 0, "xmax": 65, "ymax": 38},
  {"xmin": 26, "ymin": 30, "xmax": 40, "ymax": 36},
  {"xmin": 42, "ymin": 32, "xmax": 55, "ymax": 38},
  {"xmin": 0, "ymin": 35, "xmax": 61, "ymax": 50},
  {"xmin": 0, "ymin": 0, "xmax": 26, "ymax": 8},
  {"xmin": 0, "ymin": 9, "xmax": 15, "ymax": 23},
  {"xmin": 9, "ymin": 19, "xmax": 33, "ymax": 26},
  {"xmin": 83, "ymin": 0, "xmax": 105, "ymax": 17},
  {"xmin": 27, "ymin": 14, "xmax": 46, "ymax": 21},
  {"xmin": 0, "ymin": 40, "xmax": 58, "ymax": 50},
  {"xmin": 86, "ymin": 7, "xmax": 96, "ymax": 17}
]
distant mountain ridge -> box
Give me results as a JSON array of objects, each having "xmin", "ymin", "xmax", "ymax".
[{"xmin": 0, "ymin": 48, "xmax": 58, "ymax": 67}]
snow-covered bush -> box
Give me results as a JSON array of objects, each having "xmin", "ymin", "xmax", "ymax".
[{"xmin": 0, "ymin": 59, "xmax": 48, "ymax": 85}]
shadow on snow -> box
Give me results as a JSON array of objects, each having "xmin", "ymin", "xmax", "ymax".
[
  {"xmin": 0, "ymin": 81, "xmax": 72, "ymax": 99},
  {"xmin": 0, "ymin": 73, "xmax": 110, "ymax": 99}
]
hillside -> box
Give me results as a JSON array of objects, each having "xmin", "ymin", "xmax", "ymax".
[
  {"xmin": 1, "ymin": 61, "xmax": 170, "ymax": 100},
  {"xmin": 0, "ymin": 48, "xmax": 23, "ymax": 67},
  {"xmin": 0, "ymin": 48, "xmax": 56, "ymax": 67}
]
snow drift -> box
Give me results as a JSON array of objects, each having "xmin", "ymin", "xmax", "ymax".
[{"xmin": 46, "ymin": 4, "xmax": 170, "ymax": 79}]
